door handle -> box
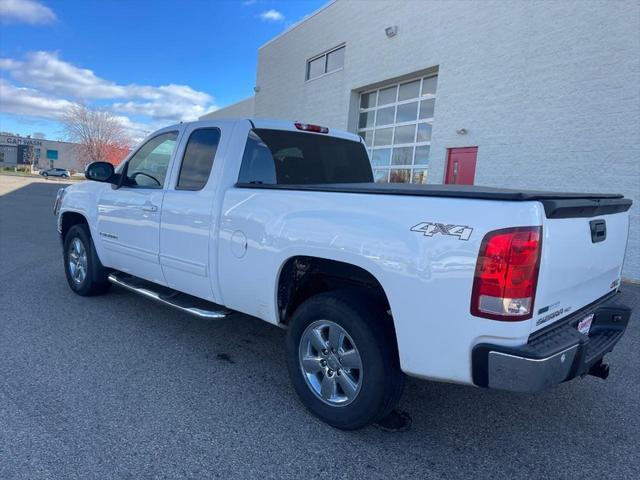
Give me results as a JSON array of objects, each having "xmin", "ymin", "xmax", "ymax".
[{"xmin": 141, "ymin": 204, "xmax": 158, "ymax": 212}]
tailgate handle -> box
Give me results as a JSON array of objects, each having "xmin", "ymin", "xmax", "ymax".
[{"xmin": 589, "ymin": 219, "xmax": 606, "ymax": 243}]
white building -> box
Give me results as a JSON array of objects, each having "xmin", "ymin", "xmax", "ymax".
[
  {"xmin": 0, "ymin": 133, "xmax": 83, "ymax": 171},
  {"xmin": 202, "ymin": 0, "xmax": 640, "ymax": 279}
]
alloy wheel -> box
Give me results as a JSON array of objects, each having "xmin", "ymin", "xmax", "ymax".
[
  {"xmin": 68, "ymin": 237, "xmax": 88, "ymax": 285},
  {"xmin": 298, "ymin": 319, "xmax": 363, "ymax": 406}
]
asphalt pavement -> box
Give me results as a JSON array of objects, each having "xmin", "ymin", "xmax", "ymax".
[{"xmin": 1, "ymin": 175, "xmax": 639, "ymax": 480}]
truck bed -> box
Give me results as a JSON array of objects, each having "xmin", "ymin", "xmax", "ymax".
[{"xmin": 235, "ymin": 182, "xmax": 632, "ymax": 218}]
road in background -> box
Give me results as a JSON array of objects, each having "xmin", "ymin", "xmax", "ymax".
[{"xmin": 1, "ymin": 176, "xmax": 639, "ymax": 479}]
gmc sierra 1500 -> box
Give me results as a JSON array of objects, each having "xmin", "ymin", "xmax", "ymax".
[{"xmin": 54, "ymin": 119, "xmax": 632, "ymax": 429}]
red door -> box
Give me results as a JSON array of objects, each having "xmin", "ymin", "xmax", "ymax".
[{"xmin": 445, "ymin": 147, "xmax": 478, "ymax": 185}]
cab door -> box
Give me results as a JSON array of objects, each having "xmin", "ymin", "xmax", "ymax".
[
  {"xmin": 96, "ymin": 129, "xmax": 180, "ymax": 285},
  {"xmin": 158, "ymin": 126, "xmax": 222, "ymax": 301}
]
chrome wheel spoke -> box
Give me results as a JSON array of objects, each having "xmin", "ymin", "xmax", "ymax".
[
  {"xmin": 328, "ymin": 324, "xmax": 343, "ymax": 351},
  {"xmin": 301, "ymin": 356, "xmax": 323, "ymax": 374},
  {"xmin": 320, "ymin": 374, "xmax": 337, "ymax": 400},
  {"xmin": 309, "ymin": 328, "xmax": 327, "ymax": 353},
  {"xmin": 339, "ymin": 349, "xmax": 362, "ymax": 370},
  {"xmin": 336, "ymin": 371, "xmax": 358, "ymax": 399}
]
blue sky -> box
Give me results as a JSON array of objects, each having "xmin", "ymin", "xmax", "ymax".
[{"xmin": 0, "ymin": 0, "xmax": 326, "ymax": 141}]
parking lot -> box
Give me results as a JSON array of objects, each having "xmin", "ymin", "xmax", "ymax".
[{"xmin": 1, "ymin": 175, "xmax": 639, "ymax": 479}]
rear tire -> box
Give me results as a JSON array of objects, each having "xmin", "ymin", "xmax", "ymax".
[
  {"xmin": 286, "ymin": 290, "xmax": 404, "ymax": 430},
  {"xmin": 63, "ymin": 224, "xmax": 111, "ymax": 296}
]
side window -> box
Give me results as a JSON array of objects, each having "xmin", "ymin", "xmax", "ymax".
[
  {"xmin": 126, "ymin": 131, "xmax": 178, "ymax": 188},
  {"xmin": 237, "ymin": 131, "xmax": 277, "ymax": 185},
  {"xmin": 176, "ymin": 128, "xmax": 221, "ymax": 190}
]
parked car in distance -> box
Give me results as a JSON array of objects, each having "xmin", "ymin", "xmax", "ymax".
[
  {"xmin": 53, "ymin": 118, "xmax": 633, "ymax": 430},
  {"xmin": 40, "ymin": 168, "xmax": 70, "ymax": 178}
]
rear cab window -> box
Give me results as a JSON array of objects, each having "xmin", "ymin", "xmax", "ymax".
[{"xmin": 237, "ymin": 129, "xmax": 373, "ymax": 185}]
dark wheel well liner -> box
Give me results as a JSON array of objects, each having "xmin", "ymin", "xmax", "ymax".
[
  {"xmin": 277, "ymin": 256, "xmax": 392, "ymax": 325},
  {"xmin": 60, "ymin": 211, "xmax": 88, "ymax": 241}
]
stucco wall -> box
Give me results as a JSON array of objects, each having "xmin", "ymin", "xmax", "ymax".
[
  {"xmin": 201, "ymin": 96, "xmax": 255, "ymax": 120},
  {"xmin": 254, "ymin": 0, "xmax": 640, "ymax": 279}
]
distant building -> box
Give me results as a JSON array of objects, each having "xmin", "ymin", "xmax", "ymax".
[{"xmin": 0, "ymin": 133, "xmax": 84, "ymax": 171}]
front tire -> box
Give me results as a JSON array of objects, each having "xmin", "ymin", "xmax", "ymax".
[
  {"xmin": 63, "ymin": 224, "xmax": 111, "ymax": 296},
  {"xmin": 286, "ymin": 291, "xmax": 404, "ymax": 430}
]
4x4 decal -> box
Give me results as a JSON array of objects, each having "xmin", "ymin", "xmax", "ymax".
[{"xmin": 410, "ymin": 222, "xmax": 473, "ymax": 241}]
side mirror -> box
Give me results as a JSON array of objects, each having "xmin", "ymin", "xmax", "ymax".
[{"xmin": 85, "ymin": 161, "xmax": 115, "ymax": 183}]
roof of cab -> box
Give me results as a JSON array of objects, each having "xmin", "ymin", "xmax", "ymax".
[{"xmin": 170, "ymin": 118, "xmax": 362, "ymax": 143}]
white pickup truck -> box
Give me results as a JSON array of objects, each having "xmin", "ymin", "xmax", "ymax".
[{"xmin": 54, "ymin": 118, "xmax": 632, "ymax": 429}]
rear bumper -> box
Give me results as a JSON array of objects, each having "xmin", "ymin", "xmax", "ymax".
[{"xmin": 472, "ymin": 292, "xmax": 631, "ymax": 392}]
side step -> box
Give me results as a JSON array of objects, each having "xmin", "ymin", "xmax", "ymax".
[{"xmin": 108, "ymin": 272, "xmax": 231, "ymax": 319}]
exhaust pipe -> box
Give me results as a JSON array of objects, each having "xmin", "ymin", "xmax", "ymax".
[{"xmin": 588, "ymin": 361, "xmax": 610, "ymax": 380}]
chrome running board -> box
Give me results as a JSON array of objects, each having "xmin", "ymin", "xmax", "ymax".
[{"xmin": 108, "ymin": 272, "xmax": 231, "ymax": 319}]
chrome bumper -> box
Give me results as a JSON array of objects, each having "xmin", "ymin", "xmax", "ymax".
[
  {"xmin": 53, "ymin": 187, "xmax": 66, "ymax": 235},
  {"xmin": 53, "ymin": 187, "xmax": 66, "ymax": 216},
  {"xmin": 472, "ymin": 293, "xmax": 631, "ymax": 392}
]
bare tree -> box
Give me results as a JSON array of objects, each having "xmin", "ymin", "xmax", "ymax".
[
  {"xmin": 62, "ymin": 104, "xmax": 132, "ymax": 169},
  {"xmin": 24, "ymin": 145, "xmax": 35, "ymax": 169}
]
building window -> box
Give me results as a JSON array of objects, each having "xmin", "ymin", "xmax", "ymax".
[
  {"xmin": 358, "ymin": 74, "xmax": 438, "ymax": 184},
  {"xmin": 46, "ymin": 149, "xmax": 58, "ymax": 160},
  {"xmin": 306, "ymin": 45, "xmax": 345, "ymax": 81}
]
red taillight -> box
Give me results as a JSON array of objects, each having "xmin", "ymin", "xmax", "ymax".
[
  {"xmin": 470, "ymin": 226, "xmax": 542, "ymax": 321},
  {"xmin": 294, "ymin": 122, "xmax": 329, "ymax": 134}
]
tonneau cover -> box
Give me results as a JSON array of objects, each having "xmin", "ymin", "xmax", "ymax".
[
  {"xmin": 235, "ymin": 182, "xmax": 632, "ymax": 218},
  {"xmin": 237, "ymin": 182, "xmax": 621, "ymax": 200}
]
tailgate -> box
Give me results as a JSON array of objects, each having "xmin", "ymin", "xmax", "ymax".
[{"xmin": 532, "ymin": 198, "xmax": 631, "ymax": 333}]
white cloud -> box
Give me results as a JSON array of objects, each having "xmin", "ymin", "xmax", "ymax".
[
  {"xmin": 0, "ymin": 51, "xmax": 217, "ymax": 141},
  {"xmin": 0, "ymin": 79, "xmax": 73, "ymax": 119},
  {"xmin": 110, "ymin": 99, "xmax": 210, "ymax": 122},
  {"xmin": 111, "ymin": 115, "xmax": 159, "ymax": 143},
  {"xmin": 2, "ymin": 51, "xmax": 127, "ymax": 98},
  {"xmin": 259, "ymin": 9, "xmax": 284, "ymax": 22},
  {"xmin": 0, "ymin": 0, "xmax": 56, "ymax": 25}
]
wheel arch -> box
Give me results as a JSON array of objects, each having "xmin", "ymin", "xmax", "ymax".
[
  {"xmin": 60, "ymin": 210, "xmax": 89, "ymax": 240},
  {"xmin": 275, "ymin": 255, "xmax": 397, "ymax": 334}
]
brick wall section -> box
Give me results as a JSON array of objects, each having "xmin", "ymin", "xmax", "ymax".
[{"xmin": 216, "ymin": 0, "xmax": 640, "ymax": 278}]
